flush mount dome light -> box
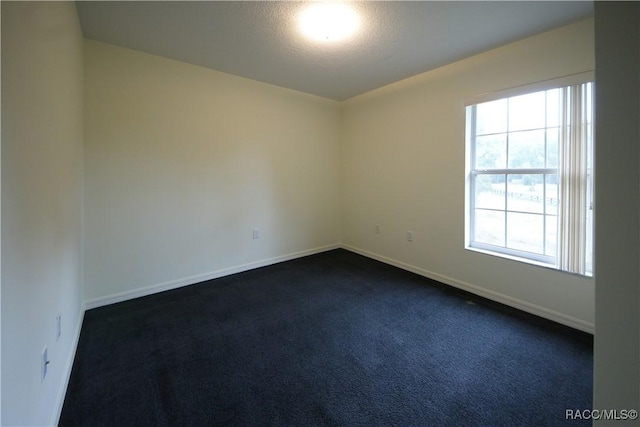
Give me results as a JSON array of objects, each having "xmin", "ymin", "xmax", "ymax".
[{"xmin": 298, "ymin": 2, "xmax": 360, "ymax": 42}]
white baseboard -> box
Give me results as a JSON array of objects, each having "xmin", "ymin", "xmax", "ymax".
[
  {"xmin": 83, "ymin": 242, "xmax": 594, "ymax": 333},
  {"xmin": 53, "ymin": 242, "xmax": 590, "ymax": 425},
  {"xmin": 84, "ymin": 243, "xmax": 341, "ymax": 310},
  {"xmin": 50, "ymin": 307, "xmax": 85, "ymax": 427},
  {"xmin": 341, "ymin": 244, "xmax": 594, "ymax": 334}
]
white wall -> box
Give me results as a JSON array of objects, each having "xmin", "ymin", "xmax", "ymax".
[
  {"xmin": 1, "ymin": 2, "xmax": 84, "ymax": 426},
  {"xmin": 593, "ymin": 3, "xmax": 640, "ymax": 424},
  {"xmin": 83, "ymin": 40, "xmax": 342, "ymax": 304},
  {"xmin": 341, "ymin": 20, "xmax": 595, "ymax": 331}
]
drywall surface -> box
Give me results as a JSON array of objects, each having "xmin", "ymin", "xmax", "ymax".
[
  {"xmin": 593, "ymin": 3, "xmax": 640, "ymax": 424},
  {"xmin": 83, "ymin": 40, "xmax": 341, "ymax": 302},
  {"xmin": 1, "ymin": 2, "xmax": 84, "ymax": 425},
  {"xmin": 341, "ymin": 19, "xmax": 595, "ymax": 330}
]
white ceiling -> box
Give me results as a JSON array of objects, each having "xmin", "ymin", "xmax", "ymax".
[{"xmin": 75, "ymin": 1, "xmax": 593, "ymax": 101}]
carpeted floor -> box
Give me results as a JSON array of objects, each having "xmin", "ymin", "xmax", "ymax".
[{"xmin": 60, "ymin": 249, "xmax": 592, "ymax": 426}]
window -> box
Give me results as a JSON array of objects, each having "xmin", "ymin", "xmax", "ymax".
[{"xmin": 465, "ymin": 73, "xmax": 594, "ymax": 276}]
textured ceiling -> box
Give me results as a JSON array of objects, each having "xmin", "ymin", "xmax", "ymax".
[{"xmin": 76, "ymin": 1, "xmax": 593, "ymax": 101}]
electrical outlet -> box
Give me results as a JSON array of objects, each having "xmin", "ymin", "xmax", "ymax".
[
  {"xmin": 42, "ymin": 347, "xmax": 49, "ymax": 381},
  {"xmin": 406, "ymin": 230, "xmax": 413, "ymax": 242},
  {"xmin": 374, "ymin": 224, "xmax": 380, "ymax": 234},
  {"xmin": 252, "ymin": 228, "xmax": 260, "ymax": 239},
  {"xmin": 56, "ymin": 313, "xmax": 61, "ymax": 341}
]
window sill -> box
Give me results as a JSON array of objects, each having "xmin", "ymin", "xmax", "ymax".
[{"xmin": 465, "ymin": 245, "xmax": 592, "ymax": 278}]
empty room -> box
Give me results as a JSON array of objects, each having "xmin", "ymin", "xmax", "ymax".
[{"xmin": 1, "ymin": 1, "xmax": 638, "ymax": 426}]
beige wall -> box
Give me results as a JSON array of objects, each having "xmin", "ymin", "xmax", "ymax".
[
  {"xmin": 1, "ymin": 2, "xmax": 84, "ymax": 425},
  {"xmin": 83, "ymin": 40, "xmax": 342, "ymax": 304},
  {"xmin": 593, "ymin": 3, "xmax": 640, "ymax": 423},
  {"xmin": 341, "ymin": 19, "xmax": 595, "ymax": 331}
]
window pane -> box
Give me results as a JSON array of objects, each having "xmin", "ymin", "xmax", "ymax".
[
  {"xmin": 586, "ymin": 93, "xmax": 594, "ymax": 170},
  {"xmin": 546, "ymin": 174, "xmax": 558, "ymax": 216},
  {"xmin": 585, "ymin": 82, "xmax": 593, "ymax": 125},
  {"xmin": 476, "ymin": 99, "xmax": 507, "ymax": 135},
  {"xmin": 586, "ymin": 202, "xmax": 593, "ymax": 275},
  {"xmin": 585, "ymin": 169, "xmax": 594, "ymax": 274},
  {"xmin": 509, "ymin": 91, "xmax": 545, "ymax": 132},
  {"xmin": 508, "ymin": 129, "xmax": 545, "ymax": 168},
  {"xmin": 546, "ymin": 88, "xmax": 561, "ymax": 128},
  {"xmin": 586, "ymin": 125, "xmax": 594, "ymax": 170},
  {"xmin": 475, "ymin": 134, "xmax": 507, "ymax": 169},
  {"xmin": 474, "ymin": 209, "xmax": 505, "ymax": 247},
  {"xmin": 507, "ymin": 174, "xmax": 544, "ymax": 214},
  {"xmin": 545, "ymin": 215, "xmax": 557, "ymax": 257},
  {"xmin": 546, "ymin": 127, "xmax": 559, "ymax": 168},
  {"xmin": 506, "ymin": 212, "xmax": 543, "ymax": 254},
  {"xmin": 475, "ymin": 174, "xmax": 505, "ymax": 210}
]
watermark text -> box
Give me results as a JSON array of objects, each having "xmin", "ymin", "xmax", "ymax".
[{"xmin": 566, "ymin": 409, "xmax": 638, "ymax": 421}]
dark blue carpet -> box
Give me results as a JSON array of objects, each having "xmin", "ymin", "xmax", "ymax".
[{"xmin": 60, "ymin": 249, "xmax": 592, "ymax": 426}]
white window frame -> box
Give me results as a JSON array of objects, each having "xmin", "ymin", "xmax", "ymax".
[{"xmin": 464, "ymin": 71, "xmax": 594, "ymax": 276}]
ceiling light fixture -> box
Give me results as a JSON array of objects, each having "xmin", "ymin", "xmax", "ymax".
[{"xmin": 298, "ymin": 2, "xmax": 360, "ymax": 42}]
